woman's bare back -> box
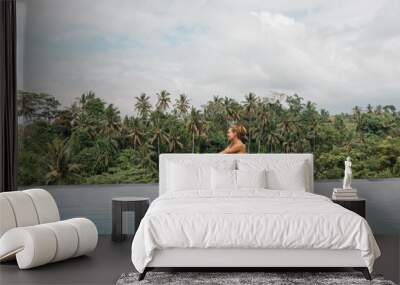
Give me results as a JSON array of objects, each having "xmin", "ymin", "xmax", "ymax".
[{"xmin": 222, "ymin": 141, "xmax": 246, "ymax": 154}]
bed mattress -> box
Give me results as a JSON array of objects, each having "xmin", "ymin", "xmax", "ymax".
[{"xmin": 131, "ymin": 190, "xmax": 380, "ymax": 273}]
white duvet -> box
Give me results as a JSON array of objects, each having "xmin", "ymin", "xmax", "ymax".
[{"xmin": 131, "ymin": 190, "xmax": 380, "ymax": 273}]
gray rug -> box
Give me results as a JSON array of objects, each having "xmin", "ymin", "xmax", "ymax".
[{"xmin": 116, "ymin": 272, "xmax": 396, "ymax": 285}]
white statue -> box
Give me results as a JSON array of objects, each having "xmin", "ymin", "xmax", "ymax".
[{"xmin": 343, "ymin": 156, "xmax": 352, "ymax": 189}]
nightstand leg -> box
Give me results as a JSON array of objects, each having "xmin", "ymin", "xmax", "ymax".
[{"xmin": 112, "ymin": 202, "xmax": 123, "ymax": 242}]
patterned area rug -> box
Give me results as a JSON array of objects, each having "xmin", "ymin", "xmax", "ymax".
[{"xmin": 116, "ymin": 272, "xmax": 396, "ymax": 285}]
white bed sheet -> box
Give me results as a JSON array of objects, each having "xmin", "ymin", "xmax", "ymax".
[{"xmin": 131, "ymin": 190, "xmax": 380, "ymax": 273}]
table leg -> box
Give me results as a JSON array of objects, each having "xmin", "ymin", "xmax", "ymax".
[{"xmin": 112, "ymin": 201, "xmax": 124, "ymax": 242}]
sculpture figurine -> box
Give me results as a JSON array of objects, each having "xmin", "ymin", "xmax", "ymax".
[{"xmin": 343, "ymin": 156, "xmax": 352, "ymax": 189}]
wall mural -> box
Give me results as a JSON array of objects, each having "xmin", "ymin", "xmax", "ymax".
[
  {"xmin": 16, "ymin": 1, "xmax": 400, "ymax": 185},
  {"xmin": 17, "ymin": 91, "xmax": 400, "ymax": 185}
]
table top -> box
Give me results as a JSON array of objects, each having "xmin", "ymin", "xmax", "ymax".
[
  {"xmin": 332, "ymin": 197, "xmax": 366, "ymax": 202},
  {"xmin": 112, "ymin": 196, "xmax": 150, "ymax": 202}
]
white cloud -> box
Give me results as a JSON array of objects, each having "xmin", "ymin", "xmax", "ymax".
[{"xmin": 17, "ymin": 0, "xmax": 400, "ymax": 114}]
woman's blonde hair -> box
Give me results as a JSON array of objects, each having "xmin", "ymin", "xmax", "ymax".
[{"xmin": 230, "ymin": 124, "xmax": 247, "ymax": 139}]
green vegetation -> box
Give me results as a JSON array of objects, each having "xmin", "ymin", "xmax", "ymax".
[{"xmin": 17, "ymin": 90, "xmax": 400, "ymax": 185}]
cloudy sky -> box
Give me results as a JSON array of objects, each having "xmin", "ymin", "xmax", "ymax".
[{"xmin": 17, "ymin": 0, "xmax": 400, "ymax": 115}]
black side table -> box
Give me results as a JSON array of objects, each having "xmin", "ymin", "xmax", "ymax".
[
  {"xmin": 332, "ymin": 198, "xmax": 366, "ymax": 218},
  {"xmin": 112, "ymin": 197, "xmax": 150, "ymax": 242}
]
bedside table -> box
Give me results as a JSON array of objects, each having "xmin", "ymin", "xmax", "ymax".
[
  {"xmin": 112, "ymin": 197, "xmax": 150, "ymax": 242},
  {"xmin": 332, "ymin": 198, "xmax": 366, "ymax": 218}
]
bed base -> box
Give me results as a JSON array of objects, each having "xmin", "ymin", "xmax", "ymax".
[
  {"xmin": 138, "ymin": 248, "xmax": 372, "ymax": 281},
  {"xmin": 138, "ymin": 267, "xmax": 371, "ymax": 281}
]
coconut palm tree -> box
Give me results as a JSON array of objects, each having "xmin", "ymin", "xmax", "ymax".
[
  {"xmin": 204, "ymin": 96, "xmax": 225, "ymax": 125},
  {"xmin": 251, "ymin": 125, "xmax": 263, "ymax": 153},
  {"xmin": 303, "ymin": 101, "xmax": 319, "ymax": 152},
  {"xmin": 78, "ymin": 91, "xmax": 96, "ymax": 112},
  {"xmin": 93, "ymin": 137, "xmax": 118, "ymax": 173},
  {"xmin": 174, "ymin": 94, "xmax": 190, "ymax": 117},
  {"xmin": 279, "ymin": 116, "xmax": 299, "ymax": 153},
  {"xmin": 134, "ymin": 93, "xmax": 152, "ymax": 120},
  {"xmin": 265, "ymin": 130, "xmax": 281, "ymax": 152},
  {"xmin": 156, "ymin": 90, "xmax": 171, "ymax": 113},
  {"xmin": 352, "ymin": 105, "xmax": 364, "ymax": 141},
  {"xmin": 223, "ymin": 97, "xmax": 241, "ymax": 124},
  {"xmin": 45, "ymin": 138, "xmax": 80, "ymax": 184},
  {"xmin": 71, "ymin": 107, "xmax": 102, "ymax": 141},
  {"xmin": 136, "ymin": 142, "xmax": 157, "ymax": 173},
  {"xmin": 72, "ymin": 111, "xmax": 98, "ymax": 140},
  {"xmin": 287, "ymin": 94, "xmax": 304, "ymax": 114},
  {"xmin": 254, "ymin": 103, "xmax": 270, "ymax": 152},
  {"xmin": 243, "ymin": 92, "xmax": 259, "ymax": 153},
  {"xmin": 186, "ymin": 107, "xmax": 203, "ymax": 153},
  {"xmin": 17, "ymin": 91, "xmax": 37, "ymax": 122},
  {"xmin": 211, "ymin": 95, "xmax": 224, "ymax": 105},
  {"xmin": 243, "ymin": 92, "xmax": 258, "ymax": 110},
  {"xmin": 150, "ymin": 111, "xmax": 169, "ymax": 156},
  {"xmin": 103, "ymin": 104, "xmax": 121, "ymax": 137},
  {"xmin": 168, "ymin": 129, "xmax": 184, "ymax": 152},
  {"xmin": 127, "ymin": 117, "xmax": 144, "ymax": 150}
]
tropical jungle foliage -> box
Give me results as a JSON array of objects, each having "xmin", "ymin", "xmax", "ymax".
[{"xmin": 17, "ymin": 90, "xmax": 400, "ymax": 185}]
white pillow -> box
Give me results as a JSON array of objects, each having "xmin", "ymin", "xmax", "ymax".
[
  {"xmin": 167, "ymin": 163, "xmax": 210, "ymax": 191},
  {"xmin": 266, "ymin": 161, "xmax": 307, "ymax": 191},
  {"xmin": 238, "ymin": 159, "xmax": 308, "ymax": 191},
  {"xmin": 211, "ymin": 168, "xmax": 236, "ymax": 191},
  {"xmin": 236, "ymin": 169, "xmax": 267, "ymax": 189},
  {"xmin": 167, "ymin": 160, "xmax": 236, "ymax": 192}
]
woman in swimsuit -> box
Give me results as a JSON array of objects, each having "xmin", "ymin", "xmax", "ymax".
[{"xmin": 220, "ymin": 124, "xmax": 247, "ymax": 154}]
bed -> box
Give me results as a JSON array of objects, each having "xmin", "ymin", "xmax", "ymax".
[{"xmin": 131, "ymin": 154, "xmax": 380, "ymax": 280}]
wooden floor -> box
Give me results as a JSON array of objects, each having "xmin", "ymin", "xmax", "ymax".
[{"xmin": 0, "ymin": 235, "xmax": 398, "ymax": 285}]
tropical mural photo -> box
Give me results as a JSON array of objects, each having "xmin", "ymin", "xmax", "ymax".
[
  {"xmin": 16, "ymin": 1, "xmax": 400, "ymax": 186},
  {"xmin": 17, "ymin": 90, "xmax": 400, "ymax": 185}
]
